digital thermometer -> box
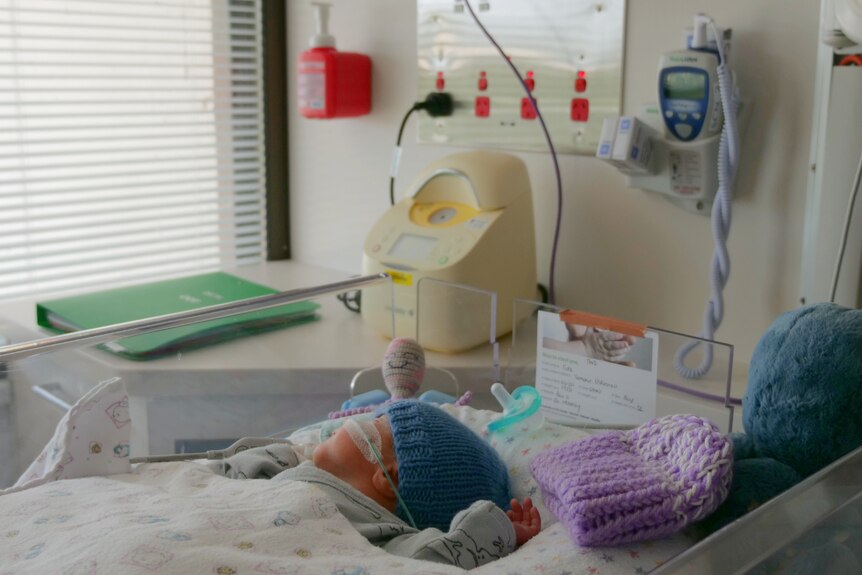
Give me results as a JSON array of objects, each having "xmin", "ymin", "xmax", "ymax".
[{"xmin": 658, "ymin": 50, "xmax": 722, "ymax": 142}]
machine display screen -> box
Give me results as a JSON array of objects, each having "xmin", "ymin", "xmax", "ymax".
[
  {"xmin": 663, "ymin": 72, "xmax": 706, "ymax": 100},
  {"xmin": 387, "ymin": 233, "xmax": 438, "ymax": 261}
]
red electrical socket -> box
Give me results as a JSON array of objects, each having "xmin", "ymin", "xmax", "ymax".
[
  {"xmin": 571, "ymin": 98, "xmax": 589, "ymax": 122},
  {"xmin": 478, "ymin": 71, "xmax": 488, "ymax": 91},
  {"xmin": 521, "ymin": 97, "xmax": 537, "ymax": 120},
  {"xmin": 475, "ymin": 96, "xmax": 490, "ymax": 118}
]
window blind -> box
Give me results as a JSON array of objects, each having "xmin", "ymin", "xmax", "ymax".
[{"xmin": 0, "ymin": 0, "xmax": 268, "ymax": 301}]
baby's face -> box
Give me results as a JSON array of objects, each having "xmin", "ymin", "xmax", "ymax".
[{"xmin": 312, "ymin": 416, "xmax": 398, "ymax": 486}]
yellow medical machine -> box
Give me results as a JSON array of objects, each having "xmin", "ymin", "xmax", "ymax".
[{"xmin": 361, "ymin": 151, "xmax": 538, "ymax": 352}]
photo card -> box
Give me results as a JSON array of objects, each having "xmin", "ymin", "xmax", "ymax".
[{"xmin": 535, "ymin": 309, "xmax": 658, "ymax": 426}]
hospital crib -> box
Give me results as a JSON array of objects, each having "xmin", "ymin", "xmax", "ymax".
[{"xmin": 0, "ymin": 267, "xmax": 860, "ymax": 573}]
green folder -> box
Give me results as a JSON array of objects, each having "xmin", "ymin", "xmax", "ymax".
[{"xmin": 35, "ymin": 272, "xmax": 321, "ymax": 360}]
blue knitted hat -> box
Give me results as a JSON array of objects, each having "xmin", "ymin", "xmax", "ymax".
[{"xmin": 380, "ymin": 401, "xmax": 511, "ymax": 530}]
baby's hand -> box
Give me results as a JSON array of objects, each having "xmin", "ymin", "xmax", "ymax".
[
  {"xmin": 506, "ymin": 497, "xmax": 541, "ymax": 546},
  {"xmin": 584, "ymin": 330, "xmax": 634, "ymax": 361},
  {"xmin": 582, "ymin": 329, "xmax": 635, "ymax": 363}
]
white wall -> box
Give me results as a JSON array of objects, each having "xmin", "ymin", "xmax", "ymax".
[{"xmin": 286, "ymin": 0, "xmax": 820, "ymax": 364}]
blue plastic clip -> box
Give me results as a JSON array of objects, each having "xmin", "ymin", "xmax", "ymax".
[
  {"xmin": 417, "ymin": 389, "xmax": 457, "ymax": 404},
  {"xmin": 341, "ymin": 389, "xmax": 390, "ymax": 410}
]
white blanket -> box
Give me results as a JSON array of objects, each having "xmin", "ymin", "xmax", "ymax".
[{"xmin": 0, "ymin": 462, "xmax": 691, "ymax": 574}]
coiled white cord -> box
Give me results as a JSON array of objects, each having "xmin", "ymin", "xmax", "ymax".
[{"xmin": 674, "ymin": 20, "xmax": 740, "ymax": 379}]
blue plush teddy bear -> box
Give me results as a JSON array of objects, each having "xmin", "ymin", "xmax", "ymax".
[{"xmin": 700, "ymin": 303, "xmax": 862, "ymax": 570}]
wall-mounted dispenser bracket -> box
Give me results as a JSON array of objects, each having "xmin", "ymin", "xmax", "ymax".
[{"xmin": 597, "ymin": 102, "xmax": 749, "ymax": 216}]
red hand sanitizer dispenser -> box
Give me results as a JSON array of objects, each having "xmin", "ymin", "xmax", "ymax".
[{"xmin": 298, "ymin": 2, "xmax": 371, "ymax": 119}]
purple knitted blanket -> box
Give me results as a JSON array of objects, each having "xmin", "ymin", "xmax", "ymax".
[{"xmin": 530, "ymin": 414, "xmax": 733, "ymax": 547}]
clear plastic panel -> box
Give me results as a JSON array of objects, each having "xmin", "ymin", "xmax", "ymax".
[
  {"xmin": 656, "ymin": 444, "xmax": 862, "ymax": 574},
  {"xmin": 504, "ymin": 299, "xmax": 737, "ymax": 433},
  {"xmin": 350, "ymin": 278, "xmax": 500, "ymax": 409},
  {"xmin": 415, "ymin": 277, "xmax": 496, "ymax": 354},
  {"xmin": 417, "ymin": 278, "xmax": 499, "ymax": 407},
  {"xmin": 0, "ymin": 272, "xmax": 397, "ymax": 487}
]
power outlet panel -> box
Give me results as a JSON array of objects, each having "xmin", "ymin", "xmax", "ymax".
[{"xmin": 417, "ymin": 0, "xmax": 626, "ymax": 155}]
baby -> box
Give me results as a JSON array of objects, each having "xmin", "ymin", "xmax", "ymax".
[{"xmin": 211, "ymin": 401, "xmax": 541, "ymax": 569}]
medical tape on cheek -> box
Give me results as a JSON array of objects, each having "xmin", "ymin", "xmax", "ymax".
[
  {"xmin": 349, "ymin": 418, "xmax": 418, "ymax": 530},
  {"xmin": 344, "ymin": 419, "xmax": 382, "ymax": 463}
]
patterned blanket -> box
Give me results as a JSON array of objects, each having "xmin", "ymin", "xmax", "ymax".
[{"xmin": 0, "ymin": 379, "xmax": 692, "ymax": 574}]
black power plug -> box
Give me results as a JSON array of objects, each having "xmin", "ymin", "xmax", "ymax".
[
  {"xmin": 386, "ymin": 92, "xmax": 455, "ymax": 208},
  {"xmin": 417, "ymin": 92, "xmax": 453, "ymax": 117}
]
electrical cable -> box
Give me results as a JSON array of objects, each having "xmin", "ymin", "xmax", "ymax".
[
  {"xmin": 461, "ymin": 0, "xmax": 564, "ymax": 305},
  {"xmin": 657, "ymin": 379, "xmax": 742, "ymax": 406},
  {"xmin": 389, "ymin": 92, "xmax": 453, "ymax": 206},
  {"xmin": 390, "ymin": 103, "xmax": 422, "ymax": 206},
  {"xmin": 536, "ymin": 283, "xmax": 549, "ymax": 304},
  {"xmin": 829, "ymin": 148, "xmax": 862, "ymax": 303},
  {"xmin": 337, "ymin": 290, "xmax": 362, "ymax": 313},
  {"xmin": 674, "ymin": 19, "xmax": 739, "ymax": 379}
]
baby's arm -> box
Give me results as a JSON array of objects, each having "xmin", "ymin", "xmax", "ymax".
[
  {"xmin": 383, "ymin": 500, "xmax": 517, "ymax": 569},
  {"xmin": 206, "ymin": 443, "xmax": 307, "ymax": 479}
]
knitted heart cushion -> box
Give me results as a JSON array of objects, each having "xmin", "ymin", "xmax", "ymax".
[{"xmin": 530, "ymin": 414, "xmax": 733, "ymax": 547}]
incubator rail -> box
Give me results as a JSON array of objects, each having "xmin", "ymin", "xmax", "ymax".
[{"xmin": 0, "ymin": 273, "xmax": 391, "ymax": 363}]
